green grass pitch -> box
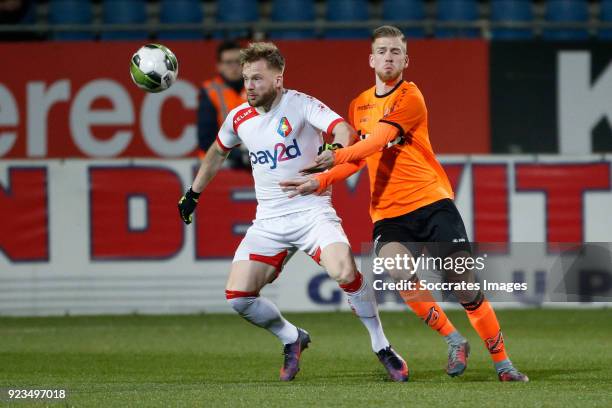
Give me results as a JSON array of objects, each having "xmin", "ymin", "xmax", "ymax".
[{"xmin": 1, "ymin": 309, "xmax": 611, "ymax": 407}]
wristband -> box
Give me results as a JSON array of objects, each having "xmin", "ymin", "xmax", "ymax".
[{"xmin": 187, "ymin": 187, "xmax": 201, "ymax": 199}]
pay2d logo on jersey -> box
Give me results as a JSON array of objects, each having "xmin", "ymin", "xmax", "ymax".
[{"xmin": 250, "ymin": 139, "xmax": 302, "ymax": 169}]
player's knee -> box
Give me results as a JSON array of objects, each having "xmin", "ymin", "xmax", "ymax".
[
  {"xmin": 329, "ymin": 260, "xmax": 355, "ymax": 285},
  {"xmin": 387, "ymin": 267, "xmax": 415, "ymax": 282},
  {"xmin": 225, "ymin": 290, "xmax": 258, "ymax": 315},
  {"xmin": 227, "ymin": 297, "xmax": 251, "ymax": 315},
  {"xmin": 459, "ymin": 290, "xmax": 485, "ymax": 311},
  {"xmin": 443, "ymin": 249, "xmax": 473, "ymax": 271}
]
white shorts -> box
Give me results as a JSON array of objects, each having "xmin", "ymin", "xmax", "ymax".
[{"xmin": 233, "ymin": 207, "xmax": 350, "ymax": 273}]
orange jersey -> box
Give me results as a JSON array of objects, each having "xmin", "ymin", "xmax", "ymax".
[{"xmin": 346, "ymin": 80, "xmax": 453, "ymax": 222}]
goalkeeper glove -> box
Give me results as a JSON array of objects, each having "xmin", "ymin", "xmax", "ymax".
[
  {"xmin": 317, "ymin": 142, "xmax": 343, "ymax": 155},
  {"xmin": 178, "ymin": 187, "xmax": 201, "ymax": 225}
]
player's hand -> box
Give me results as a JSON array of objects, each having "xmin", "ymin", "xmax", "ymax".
[
  {"xmin": 178, "ymin": 187, "xmax": 201, "ymax": 225},
  {"xmin": 317, "ymin": 142, "xmax": 343, "ymax": 155},
  {"xmin": 279, "ymin": 177, "xmax": 320, "ymax": 198},
  {"xmin": 300, "ymin": 150, "xmax": 335, "ymax": 174}
]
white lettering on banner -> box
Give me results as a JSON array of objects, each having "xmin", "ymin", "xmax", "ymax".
[
  {"xmin": 26, "ymin": 80, "xmax": 70, "ymax": 157},
  {"xmin": 0, "ymin": 79, "xmax": 202, "ymax": 158},
  {"xmin": 70, "ymin": 79, "xmax": 134, "ymax": 157},
  {"xmin": 141, "ymin": 80, "xmax": 197, "ymax": 157},
  {"xmin": 559, "ymin": 51, "xmax": 612, "ymax": 154},
  {"xmin": 0, "ymin": 84, "xmax": 18, "ymax": 156}
]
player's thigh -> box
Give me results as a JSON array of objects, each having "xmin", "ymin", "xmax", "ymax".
[
  {"xmin": 226, "ymin": 260, "xmax": 278, "ymax": 293},
  {"xmin": 291, "ymin": 208, "xmax": 347, "ymax": 259},
  {"xmin": 422, "ymin": 199, "xmax": 471, "ymax": 258},
  {"xmin": 377, "ymin": 242, "xmax": 419, "ymax": 282},
  {"xmin": 422, "ymin": 201, "xmax": 475, "ymax": 270},
  {"xmin": 422, "ymin": 201, "xmax": 480, "ymax": 302},
  {"xmin": 373, "ymin": 217, "xmax": 421, "ymax": 281},
  {"xmin": 319, "ymin": 242, "xmax": 357, "ymax": 284},
  {"xmin": 229, "ymin": 221, "xmax": 291, "ymax": 292}
]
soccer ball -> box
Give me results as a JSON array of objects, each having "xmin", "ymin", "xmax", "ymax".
[{"xmin": 130, "ymin": 44, "xmax": 178, "ymax": 93}]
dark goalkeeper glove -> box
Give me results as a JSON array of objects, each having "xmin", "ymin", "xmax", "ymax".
[
  {"xmin": 317, "ymin": 142, "xmax": 343, "ymax": 155},
  {"xmin": 178, "ymin": 187, "xmax": 201, "ymax": 225}
]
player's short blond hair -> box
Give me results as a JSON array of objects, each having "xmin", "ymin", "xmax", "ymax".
[
  {"xmin": 371, "ymin": 25, "xmax": 407, "ymax": 52},
  {"xmin": 240, "ymin": 42, "xmax": 285, "ymax": 72}
]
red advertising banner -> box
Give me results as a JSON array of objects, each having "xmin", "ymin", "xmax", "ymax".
[
  {"xmin": 0, "ymin": 40, "xmax": 489, "ymax": 159},
  {"xmin": 1, "ymin": 157, "xmax": 610, "ymax": 262}
]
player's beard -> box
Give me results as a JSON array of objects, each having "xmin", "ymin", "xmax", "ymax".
[
  {"xmin": 376, "ymin": 68, "xmax": 402, "ymax": 84},
  {"xmin": 248, "ymin": 87, "xmax": 278, "ymax": 111}
]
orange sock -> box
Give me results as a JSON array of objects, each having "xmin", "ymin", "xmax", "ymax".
[
  {"xmin": 399, "ymin": 286, "xmax": 456, "ymax": 336},
  {"xmin": 463, "ymin": 294, "xmax": 508, "ymax": 362}
]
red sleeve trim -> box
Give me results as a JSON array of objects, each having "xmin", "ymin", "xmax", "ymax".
[
  {"xmin": 326, "ymin": 118, "xmax": 345, "ymax": 136},
  {"xmin": 215, "ymin": 135, "xmax": 233, "ymax": 152}
]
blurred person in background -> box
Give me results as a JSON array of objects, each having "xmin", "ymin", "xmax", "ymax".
[
  {"xmin": 0, "ymin": 0, "xmax": 37, "ymax": 41},
  {"xmin": 197, "ymin": 40, "xmax": 250, "ymax": 169},
  {"xmin": 0, "ymin": 0, "xmax": 28, "ymax": 23}
]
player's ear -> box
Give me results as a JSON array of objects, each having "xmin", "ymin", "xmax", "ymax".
[
  {"xmin": 369, "ymin": 53, "xmax": 375, "ymax": 68},
  {"xmin": 405, "ymin": 55, "xmax": 409, "ymax": 69}
]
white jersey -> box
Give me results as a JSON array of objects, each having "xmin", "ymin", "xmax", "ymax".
[{"xmin": 217, "ymin": 89, "xmax": 344, "ymax": 219}]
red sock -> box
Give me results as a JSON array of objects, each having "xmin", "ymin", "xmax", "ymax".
[{"xmin": 339, "ymin": 271, "xmax": 363, "ymax": 293}]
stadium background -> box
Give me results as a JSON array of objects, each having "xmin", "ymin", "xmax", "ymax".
[{"xmin": 1, "ymin": 1, "xmax": 611, "ymax": 406}]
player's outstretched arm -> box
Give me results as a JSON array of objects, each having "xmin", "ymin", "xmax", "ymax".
[
  {"xmin": 178, "ymin": 140, "xmax": 229, "ymax": 224},
  {"xmin": 334, "ymin": 122, "xmax": 399, "ymax": 164},
  {"xmin": 191, "ymin": 140, "xmax": 229, "ymax": 192},
  {"xmin": 315, "ymin": 160, "xmax": 365, "ymax": 190},
  {"xmin": 280, "ymin": 160, "xmax": 365, "ymax": 198},
  {"xmin": 301, "ymin": 122, "xmax": 398, "ymax": 174}
]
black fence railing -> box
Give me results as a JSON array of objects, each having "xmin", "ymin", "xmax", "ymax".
[{"xmin": 1, "ymin": 20, "xmax": 612, "ymax": 39}]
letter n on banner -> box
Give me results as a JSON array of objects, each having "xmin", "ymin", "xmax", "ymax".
[{"xmin": 89, "ymin": 166, "xmax": 183, "ymax": 259}]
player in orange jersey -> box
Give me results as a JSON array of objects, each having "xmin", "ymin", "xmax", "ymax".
[{"xmin": 280, "ymin": 26, "xmax": 528, "ymax": 382}]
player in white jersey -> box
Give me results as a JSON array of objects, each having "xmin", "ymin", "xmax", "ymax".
[{"xmin": 178, "ymin": 42, "xmax": 408, "ymax": 382}]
